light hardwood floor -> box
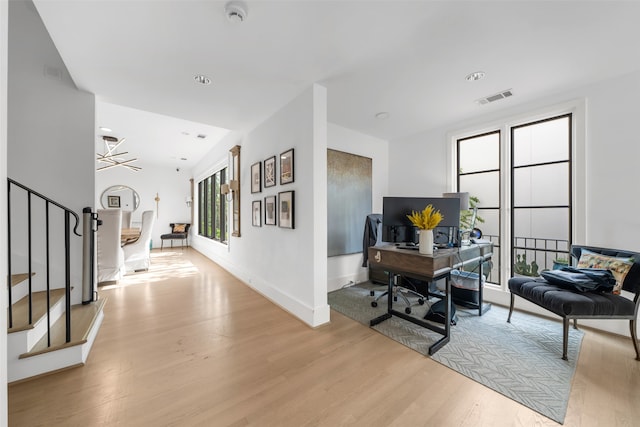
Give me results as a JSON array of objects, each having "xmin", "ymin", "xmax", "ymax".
[{"xmin": 8, "ymin": 249, "xmax": 640, "ymax": 426}]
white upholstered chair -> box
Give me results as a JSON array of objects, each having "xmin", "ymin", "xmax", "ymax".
[
  {"xmin": 121, "ymin": 210, "xmax": 132, "ymax": 229},
  {"xmin": 97, "ymin": 209, "xmax": 125, "ymax": 283},
  {"xmin": 123, "ymin": 210, "xmax": 155, "ymax": 273}
]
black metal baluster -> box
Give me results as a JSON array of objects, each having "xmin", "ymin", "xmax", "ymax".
[
  {"xmin": 46, "ymin": 202, "xmax": 51, "ymax": 347},
  {"xmin": 7, "ymin": 180, "xmax": 12, "ymax": 329},
  {"xmin": 65, "ymin": 211, "xmax": 71, "ymax": 343}
]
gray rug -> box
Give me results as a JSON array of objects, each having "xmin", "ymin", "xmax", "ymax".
[{"xmin": 328, "ymin": 283, "xmax": 583, "ymax": 424}]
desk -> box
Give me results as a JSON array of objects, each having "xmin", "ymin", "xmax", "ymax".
[
  {"xmin": 367, "ymin": 243, "xmax": 493, "ymax": 355},
  {"xmin": 121, "ymin": 228, "xmax": 140, "ymax": 245}
]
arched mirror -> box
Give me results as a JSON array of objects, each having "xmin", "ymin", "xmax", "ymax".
[{"xmin": 100, "ymin": 185, "xmax": 140, "ymax": 211}]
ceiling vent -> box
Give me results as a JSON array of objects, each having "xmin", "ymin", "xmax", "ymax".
[
  {"xmin": 475, "ymin": 89, "xmax": 513, "ymax": 105},
  {"xmin": 225, "ymin": 1, "xmax": 248, "ymax": 23}
]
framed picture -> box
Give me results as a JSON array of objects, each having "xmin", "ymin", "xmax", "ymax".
[
  {"xmin": 280, "ymin": 148, "xmax": 294, "ymax": 185},
  {"xmin": 252, "ymin": 200, "xmax": 262, "ymax": 227},
  {"xmin": 264, "ymin": 195, "xmax": 277, "ymax": 226},
  {"xmin": 107, "ymin": 195, "xmax": 121, "ymax": 208},
  {"xmin": 251, "ymin": 161, "xmax": 262, "ymax": 193},
  {"xmin": 278, "ymin": 190, "xmax": 295, "ymax": 229},
  {"xmin": 264, "ymin": 156, "xmax": 276, "ymax": 188}
]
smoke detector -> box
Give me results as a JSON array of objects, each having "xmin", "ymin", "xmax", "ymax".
[{"xmin": 225, "ymin": 1, "xmax": 248, "ymax": 23}]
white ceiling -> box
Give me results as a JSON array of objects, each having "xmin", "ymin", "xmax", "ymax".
[{"xmin": 33, "ymin": 0, "xmax": 640, "ymax": 169}]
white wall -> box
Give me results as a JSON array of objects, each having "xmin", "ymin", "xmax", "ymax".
[
  {"xmin": 1, "ymin": 0, "xmax": 9, "ymax": 422},
  {"xmin": 390, "ymin": 69, "xmax": 640, "ymax": 337},
  {"xmin": 326, "ymin": 123, "xmax": 389, "ymax": 291},
  {"xmin": 7, "ymin": 0, "xmax": 94, "ymax": 306},
  {"xmin": 95, "ymin": 163, "xmax": 192, "ymax": 248},
  {"xmin": 192, "ymin": 84, "xmax": 330, "ymax": 327}
]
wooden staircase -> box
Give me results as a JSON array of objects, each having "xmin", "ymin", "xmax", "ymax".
[{"xmin": 7, "ymin": 273, "xmax": 106, "ymax": 383}]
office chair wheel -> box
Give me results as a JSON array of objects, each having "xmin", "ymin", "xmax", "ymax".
[
  {"xmin": 418, "ymin": 299, "xmax": 425, "ymax": 305},
  {"xmin": 405, "ymin": 307, "xmax": 412, "ymax": 314},
  {"xmin": 371, "ymin": 301, "xmax": 378, "ymax": 308}
]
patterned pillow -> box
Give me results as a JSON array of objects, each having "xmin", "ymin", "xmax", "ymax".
[
  {"xmin": 576, "ymin": 249, "xmax": 633, "ymax": 294},
  {"xmin": 173, "ymin": 223, "xmax": 187, "ymax": 233}
]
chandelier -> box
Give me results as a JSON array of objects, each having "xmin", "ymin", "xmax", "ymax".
[{"xmin": 96, "ymin": 135, "xmax": 141, "ymax": 172}]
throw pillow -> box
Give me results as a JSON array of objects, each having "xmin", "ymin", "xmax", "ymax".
[
  {"xmin": 576, "ymin": 249, "xmax": 633, "ymax": 294},
  {"xmin": 173, "ymin": 223, "xmax": 186, "ymax": 233}
]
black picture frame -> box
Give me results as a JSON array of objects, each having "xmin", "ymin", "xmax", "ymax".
[
  {"xmin": 278, "ymin": 190, "xmax": 295, "ymax": 229},
  {"xmin": 251, "ymin": 161, "xmax": 261, "ymax": 193},
  {"xmin": 252, "ymin": 200, "xmax": 262, "ymax": 227},
  {"xmin": 280, "ymin": 148, "xmax": 294, "ymax": 185},
  {"xmin": 264, "ymin": 195, "xmax": 277, "ymax": 226},
  {"xmin": 107, "ymin": 195, "xmax": 121, "ymax": 208},
  {"xmin": 264, "ymin": 156, "xmax": 276, "ymax": 188}
]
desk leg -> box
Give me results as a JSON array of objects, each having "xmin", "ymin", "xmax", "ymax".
[
  {"xmin": 369, "ymin": 271, "xmax": 395, "ymax": 327},
  {"xmin": 427, "ymin": 274, "xmax": 451, "ymax": 355},
  {"xmin": 477, "ymin": 259, "xmax": 491, "ymax": 316}
]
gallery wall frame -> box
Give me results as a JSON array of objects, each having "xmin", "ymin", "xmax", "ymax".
[
  {"xmin": 252, "ymin": 200, "xmax": 262, "ymax": 227},
  {"xmin": 264, "ymin": 156, "xmax": 276, "ymax": 188},
  {"xmin": 278, "ymin": 190, "xmax": 295, "ymax": 229},
  {"xmin": 251, "ymin": 161, "xmax": 262, "ymax": 194},
  {"xmin": 265, "ymin": 195, "xmax": 277, "ymax": 225},
  {"xmin": 280, "ymin": 148, "xmax": 294, "ymax": 185},
  {"xmin": 107, "ymin": 195, "xmax": 121, "ymax": 208}
]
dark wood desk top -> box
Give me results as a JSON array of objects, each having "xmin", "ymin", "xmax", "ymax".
[{"xmin": 368, "ymin": 243, "xmax": 493, "ymax": 280}]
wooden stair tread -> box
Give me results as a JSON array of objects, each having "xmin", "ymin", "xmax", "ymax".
[
  {"xmin": 10, "ymin": 273, "xmax": 35, "ymax": 287},
  {"xmin": 20, "ymin": 298, "xmax": 107, "ymax": 358},
  {"xmin": 7, "ymin": 289, "xmax": 67, "ymax": 333}
]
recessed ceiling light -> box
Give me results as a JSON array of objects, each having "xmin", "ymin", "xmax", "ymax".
[
  {"xmin": 99, "ymin": 127, "xmax": 112, "ymax": 132},
  {"xmin": 375, "ymin": 112, "xmax": 389, "ymax": 120},
  {"xmin": 465, "ymin": 71, "xmax": 486, "ymax": 82},
  {"xmin": 194, "ymin": 74, "xmax": 212, "ymax": 85},
  {"xmin": 225, "ymin": 1, "xmax": 248, "ymax": 23}
]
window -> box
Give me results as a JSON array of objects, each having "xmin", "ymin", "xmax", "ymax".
[
  {"xmin": 457, "ymin": 131, "xmax": 501, "ymax": 284},
  {"xmin": 511, "ymin": 114, "xmax": 572, "ymax": 277},
  {"xmin": 455, "ymin": 113, "xmax": 573, "ymax": 286},
  {"xmin": 198, "ymin": 167, "xmax": 227, "ymax": 243}
]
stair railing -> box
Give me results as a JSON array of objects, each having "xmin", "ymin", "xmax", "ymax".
[{"xmin": 7, "ymin": 178, "xmax": 81, "ymax": 346}]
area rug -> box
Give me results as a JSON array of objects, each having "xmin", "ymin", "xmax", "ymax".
[{"xmin": 328, "ymin": 283, "xmax": 583, "ymax": 424}]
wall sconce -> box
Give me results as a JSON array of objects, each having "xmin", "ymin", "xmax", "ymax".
[
  {"xmin": 221, "ymin": 179, "xmax": 238, "ymax": 202},
  {"xmin": 185, "ymin": 196, "xmax": 192, "ymax": 208}
]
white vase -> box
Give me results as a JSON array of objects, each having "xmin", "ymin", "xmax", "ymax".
[{"xmin": 419, "ymin": 229, "xmax": 434, "ymax": 255}]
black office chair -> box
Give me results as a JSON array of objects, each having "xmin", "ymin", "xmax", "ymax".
[
  {"xmin": 370, "ymin": 275, "xmax": 427, "ymax": 314},
  {"xmin": 362, "ymin": 213, "xmax": 427, "ymax": 314}
]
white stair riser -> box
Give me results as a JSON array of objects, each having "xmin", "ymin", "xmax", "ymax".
[
  {"xmin": 7, "ymin": 294, "xmax": 66, "ymax": 357},
  {"xmin": 8, "ymin": 309, "xmax": 104, "ymax": 383}
]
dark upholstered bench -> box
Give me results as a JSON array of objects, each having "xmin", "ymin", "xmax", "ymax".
[
  {"xmin": 507, "ymin": 245, "xmax": 640, "ymax": 361},
  {"xmin": 160, "ymin": 223, "xmax": 190, "ymax": 250}
]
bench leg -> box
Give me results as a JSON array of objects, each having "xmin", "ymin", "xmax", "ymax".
[
  {"xmin": 161, "ymin": 240, "xmax": 164, "ymax": 251},
  {"xmin": 573, "ymin": 319, "xmax": 579, "ymax": 330},
  {"xmin": 630, "ymin": 319, "xmax": 640, "ymax": 361},
  {"xmin": 562, "ymin": 318, "xmax": 569, "ymax": 361},
  {"xmin": 507, "ymin": 293, "xmax": 515, "ymax": 323}
]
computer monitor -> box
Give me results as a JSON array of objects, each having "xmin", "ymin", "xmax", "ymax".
[{"xmin": 381, "ymin": 196, "xmax": 461, "ymax": 247}]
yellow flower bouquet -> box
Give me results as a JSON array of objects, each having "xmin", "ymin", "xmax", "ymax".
[{"xmin": 407, "ymin": 204, "xmax": 444, "ymax": 230}]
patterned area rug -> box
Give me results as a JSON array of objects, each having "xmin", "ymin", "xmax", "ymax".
[{"xmin": 328, "ymin": 283, "xmax": 583, "ymax": 424}]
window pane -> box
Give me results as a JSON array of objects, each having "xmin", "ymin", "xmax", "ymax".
[
  {"xmin": 458, "ymin": 132, "xmax": 499, "ymax": 173},
  {"xmin": 513, "ymin": 163, "xmax": 569, "ymax": 206},
  {"xmin": 513, "ymin": 116, "xmax": 570, "ymax": 167},
  {"xmin": 513, "ymin": 207, "xmax": 570, "ymax": 242},
  {"xmin": 459, "ymin": 171, "xmax": 499, "ymax": 207}
]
